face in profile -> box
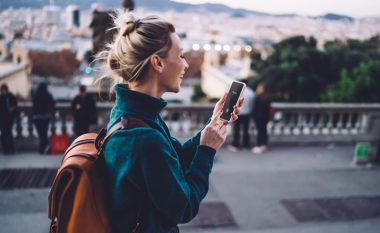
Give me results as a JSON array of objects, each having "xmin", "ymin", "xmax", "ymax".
[{"xmin": 159, "ymin": 33, "xmax": 189, "ymax": 93}]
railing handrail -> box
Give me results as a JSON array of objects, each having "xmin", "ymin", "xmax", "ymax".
[
  {"xmin": 272, "ymin": 103, "xmax": 380, "ymax": 111},
  {"xmin": 11, "ymin": 101, "xmax": 380, "ymax": 151},
  {"xmin": 18, "ymin": 102, "xmax": 380, "ymax": 109}
]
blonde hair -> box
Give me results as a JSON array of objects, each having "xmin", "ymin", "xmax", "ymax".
[{"xmin": 97, "ymin": 11, "xmax": 175, "ymax": 90}]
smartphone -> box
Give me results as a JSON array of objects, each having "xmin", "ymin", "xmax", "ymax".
[{"xmin": 219, "ymin": 81, "xmax": 246, "ymax": 122}]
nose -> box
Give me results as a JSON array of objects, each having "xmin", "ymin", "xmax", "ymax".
[{"xmin": 184, "ymin": 59, "xmax": 189, "ymax": 71}]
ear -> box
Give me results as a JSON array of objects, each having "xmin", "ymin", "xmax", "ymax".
[{"xmin": 150, "ymin": 54, "xmax": 164, "ymax": 73}]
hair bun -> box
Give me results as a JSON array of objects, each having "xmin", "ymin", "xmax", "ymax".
[
  {"xmin": 122, "ymin": 20, "xmax": 137, "ymax": 36},
  {"xmin": 115, "ymin": 12, "xmax": 138, "ymax": 37}
]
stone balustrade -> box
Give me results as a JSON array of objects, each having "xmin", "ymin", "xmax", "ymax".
[
  {"xmin": 268, "ymin": 103, "xmax": 380, "ymax": 144},
  {"xmin": 9, "ymin": 102, "xmax": 380, "ymax": 151}
]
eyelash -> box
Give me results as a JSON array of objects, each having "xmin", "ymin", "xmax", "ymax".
[{"xmin": 180, "ymin": 55, "xmax": 185, "ymax": 59}]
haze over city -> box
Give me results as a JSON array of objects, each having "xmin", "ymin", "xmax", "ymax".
[{"xmin": 174, "ymin": 0, "xmax": 380, "ymax": 17}]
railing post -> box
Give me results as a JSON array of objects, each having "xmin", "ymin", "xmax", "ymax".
[
  {"xmin": 15, "ymin": 112, "xmax": 23, "ymax": 138},
  {"xmin": 365, "ymin": 113, "xmax": 380, "ymax": 163},
  {"xmin": 50, "ymin": 113, "xmax": 56, "ymax": 135},
  {"xmin": 27, "ymin": 114, "xmax": 34, "ymax": 138},
  {"xmin": 61, "ymin": 112, "xmax": 67, "ymax": 134},
  {"xmin": 12, "ymin": 102, "xmax": 380, "ymax": 149},
  {"xmin": 375, "ymin": 130, "xmax": 380, "ymax": 164}
]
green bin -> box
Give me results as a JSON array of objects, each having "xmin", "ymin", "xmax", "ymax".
[{"xmin": 354, "ymin": 142, "xmax": 371, "ymax": 164}]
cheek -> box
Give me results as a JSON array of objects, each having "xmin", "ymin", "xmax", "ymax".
[
  {"xmin": 178, "ymin": 63, "xmax": 185, "ymax": 74},
  {"xmin": 169, "ymin": 61, "xmax": 182, "ymax": 75}
]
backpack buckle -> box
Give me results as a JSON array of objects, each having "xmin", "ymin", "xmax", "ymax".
[
  {"xmin": 121, "ymin": 116, "xmax": 128, "ymax": 129},
  {"xmin": 95, "ymin": 128, "xmax": 107, "ymax": 151}
]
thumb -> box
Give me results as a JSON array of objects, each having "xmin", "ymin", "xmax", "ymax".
[
  {"xmin": 211, "ymin": 108, "xmax": 223, "ymax": 123},
  {"xmin": 216, "ymin": 92, "xmax": 228, "ymax": 107}
]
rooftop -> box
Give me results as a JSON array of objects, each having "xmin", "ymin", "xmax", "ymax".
[
  {"xmin": 13, "ymin": 40, "xmax": 71, "ymax": 52},
  {"xmin": 0, "ymin": 62, "xmax": 27, "ymax": 79}
]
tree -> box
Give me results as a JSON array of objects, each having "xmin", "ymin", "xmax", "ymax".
[
  {"xmin": 324, "ymin": 36, "xmax": 380, "ymax": 85},
  {"xmin": 29, "ymin": 49, "xmax": 80, "ymax": 78},
  {"xmin": 322, "ymin": 60, "xmax": 380, "ymax": 102},
  {"xmin": 191, "ymin": 84, "xmax": 206, "ymax": 103},
  {"xmin": 249, "ymin": 36, "xmax": 327, "ymax": 102},
  {"xmin": 250, "ymin": 35, "xmax": 380, "ymax": 102}
]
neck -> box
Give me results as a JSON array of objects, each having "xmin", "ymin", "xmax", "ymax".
[{"xmin": 128, "ymin": 74, "xmax": 164, "ymax": 99}]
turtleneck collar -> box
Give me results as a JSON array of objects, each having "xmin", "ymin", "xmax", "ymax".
[{"xmin": 112, "ymin": 84, "xmax": 167, "ymax": 121}]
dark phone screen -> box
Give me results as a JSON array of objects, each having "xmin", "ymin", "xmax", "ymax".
[{"xmin": 220, "ymin": 82, "xmax": 244, "ymax": 121}]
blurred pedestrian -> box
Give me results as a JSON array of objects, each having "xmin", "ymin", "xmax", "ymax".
[
  {"xmin": 71, "ymin": 85, "xmax": 97, "ymax": 137},
  {"xmin": 251, "ymin": 82, "xmax": 272, "ymax": 154},
  {"xmin": 89, "ymin": 4, "xmax": 116, "ymax": 54},
  {"xmin": 32, "ymin": 83, "xmax": 55, "ymax": 154},
  {"xmin": 228, "ymin": 80, "xmax": 255, "ymax": 151},
  {"xmin": 0, "ymin": 84, "xmax": 18, "ymax": 154}
]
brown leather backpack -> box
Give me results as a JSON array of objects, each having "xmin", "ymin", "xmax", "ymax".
[{"xmin": 48, "ymin": 116, "xmax": 149, "ymax": 233}]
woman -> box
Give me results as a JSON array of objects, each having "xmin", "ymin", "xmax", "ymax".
[
  {"xmin": 251, "ymin": 82, "xmax": 271, "ymax": 154},
  {"xmin": 32, "ymin": 82, "xmax": 55, "ymax": 154},
  {"xmin": 98, "ymin": 12, "xmax": 243, "ymax": 233}
]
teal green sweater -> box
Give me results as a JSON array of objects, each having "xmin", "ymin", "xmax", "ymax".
[{"xmin": 103, "ymin": 84, "xmax": 216, "ymax": 233}]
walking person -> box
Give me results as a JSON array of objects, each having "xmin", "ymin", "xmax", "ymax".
[
  {"xmin": 71, "ymin": 85, "xmax": 97, "ymax": 137},
  {"xmin": 251, "ymin": 82, "xmax": 272, "ymax": 154},
  {"xmin": 32, "ymin": 83, "xmax": 55, "ymax": 154},
  {"xmin": 0, "ymin": 84, "xmax": 18, "ymax": 154},
  {"xmin": 97, "ymin": 12, "xmax": 243, "ymax": 233},
  {"xmin": 228, "ymin": 80, "xmax": 255, "ymax": 151}
]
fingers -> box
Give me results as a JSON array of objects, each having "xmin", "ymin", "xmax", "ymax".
[
  {"xmin": 238, "ymin": 97, "xmax": 244, "ymax": 107},
  {"xmin": 232, "ymin": 105, "xmax": 240, "ymax": 116},
  {"xmin": 201, "ymin": 115, "xmax": 228, "ymax": 150},
  {"xmin": 211, "ymin": 108, "xmax": 223, "ymax": 123},
  {"xmin": 231, "ymin": 97, "xmax": 244, "ymax": 115},
  {"xmin": 216, "ymin": 92, "xmax": 228, "ymax": 107},
  {"xmin": 221, "ymin": 92, "xmax": 228, "ymax": 103},
  {"xmin": 228, "ymin": 97, "xmax": 244, "ymax": 122},
  {"xmin": 213, "ymin": 92, "xmax": 228, "ymax": 117},
  {"xmin": 233, "ymin": 105, "xmax": 240, "ymax": 114},
  {"xmin": 213, "ymin": 94, "xmax": 243, "ymax": 125},
  {"xmin": 229, "ymin": 111, "xmax": 238, "ymax": 123}
]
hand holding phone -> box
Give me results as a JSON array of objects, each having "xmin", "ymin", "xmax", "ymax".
[{"xmin": 219, "ymin": 81, "xmax": 246, "ymax": 122}]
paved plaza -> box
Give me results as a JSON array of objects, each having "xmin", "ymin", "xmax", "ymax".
[{"xmin": 1, "ymin": 145, "xmax": 380, "ymax": 233}]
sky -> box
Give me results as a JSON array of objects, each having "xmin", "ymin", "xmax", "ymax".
[{"xmin": 173, "ymin": 0, "xmax": 380, "ymax": 18}]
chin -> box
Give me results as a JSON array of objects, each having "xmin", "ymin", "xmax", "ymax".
[
  {"xmin": 166, "ymin": 86, "xmax": 180, "ymax": 93},
  {"xmin": 173, "ymin": 87, "xmax": 180, "ymax": 93},
  {"xmin": 173, "ymin": 83, "xmax": 181, "ymax": 93}
]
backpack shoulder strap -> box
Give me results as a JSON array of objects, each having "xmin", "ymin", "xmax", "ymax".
[
  {"xmin": 94, "ymin": 116, "xmax": 150, "ymax": 232},
  {"xmin": 95, "ymin": 116, "xmax": 151, "ymax": 152}
]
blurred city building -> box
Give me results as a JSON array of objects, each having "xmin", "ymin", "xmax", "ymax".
[
  {"xmin": 42, "ymin": 4, "xmax": 61, "ymax": 26},
  {"xmin": 0, "ymin": 4, "xmax": 379, "ymax": 104},
  {"xmin": 0, "ymin": 62, "xmax": 30, "ymax": 99},
  {"xmin": 0, "ymin": 42, "xmax": 9, "ymax": 60},
  {"xmin": 201, "ymin": 42, "xmax": 253, "ymax": 98},
  {"xmin": 65, "ymin": 5, "xmax": 80, "ymax": 31},
  {"xmin": 0, "ymin": 39, "xmax": 83, "ymax": 100}
]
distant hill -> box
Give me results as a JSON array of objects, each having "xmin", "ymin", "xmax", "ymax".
[
  {"xmin": 315, "ymin": 13, "xmax": 354, "ymax": 22},
  {"xmin": 0, "ymin": 0, "xmax": 269, "ymax": 16},
  {"xmin": 0, "ymin": 0, "xmax": 353, "ymax": 20}
]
